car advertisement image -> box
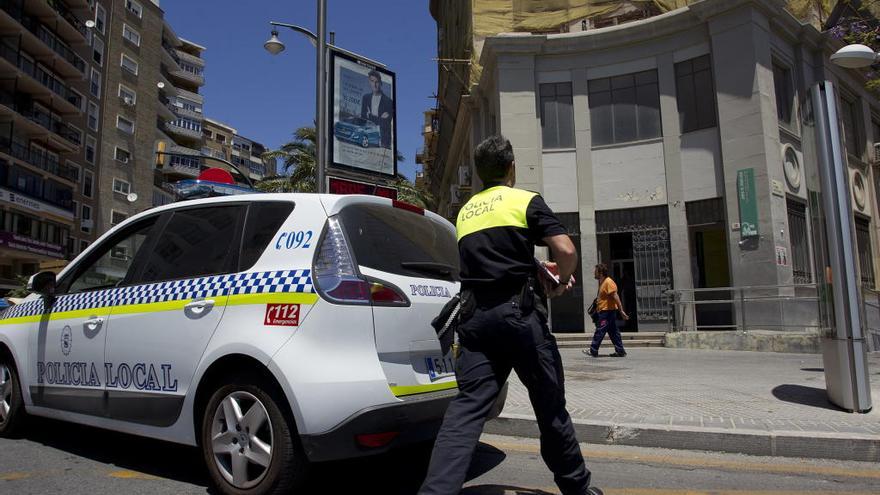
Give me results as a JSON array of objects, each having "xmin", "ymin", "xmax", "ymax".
[{"xmin": 330, "ymin": 50, "xmax": 397, "ymax": 176}]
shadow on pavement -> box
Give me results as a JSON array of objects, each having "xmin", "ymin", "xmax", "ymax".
[
  {"xmin": 461, "ymin": 486, "xmax": 556, "ymax": 495},
  {"xmin": 23, "ymin": 416, "xmax": 209, "ymax": 487},
  {"xmin": 771, "ymin": 384, "xmax": 846, "ymax": 412},
  {"xmin": 21, "ymin": 416, "xmax": 507, "ymax": 494}
]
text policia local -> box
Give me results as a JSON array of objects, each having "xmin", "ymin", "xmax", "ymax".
[{"xmin": 37, "ymin": 361, "xmax": 178, "ymax": 392}]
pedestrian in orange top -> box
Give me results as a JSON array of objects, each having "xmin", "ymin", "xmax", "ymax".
[{"xmin": 584, "ymin": 263, "xmax": 629, "ymax": 357}]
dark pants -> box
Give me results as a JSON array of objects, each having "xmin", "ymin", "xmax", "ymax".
[
  {"xmin": 590, "ymin": 310, "xmax": 625, "ymax": 354},
  {"xmin": 418, "ymin": 297, "xmax": 591, "ymax": 495}
]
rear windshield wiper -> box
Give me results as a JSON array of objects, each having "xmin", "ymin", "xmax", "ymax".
[{"xmin": 401, "ymin": 261, "xmax": 456, "ymax": 278}]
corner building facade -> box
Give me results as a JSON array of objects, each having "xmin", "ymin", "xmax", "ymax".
[{"xmin": 434, "ymin": 0, "xmax": 880, "ymax": 335}]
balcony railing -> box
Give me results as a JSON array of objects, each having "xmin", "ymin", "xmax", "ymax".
[
  {"xmin": 0, "ymin": 42, "xmax": 82, "ymax": 110},
  {"xmin": 45, "ymin": 0, "xmax": 88, "ymax": 39},
  {"xmin": 161, "ymin": 120, "xmax": 202, "ymax": 140},
  {"xmin": 161, "ymin": 39, "xmax": 181, "ymax": 66},
  {"xmin": 1, "ymin": 0, "xmax": 87, "ymax": 74},
  {"xmin": 0, "ymin": 89, "xmax": 82, "ymax": 146},
  {"xmin": 0, "ymin": 136, "xmax": 78, "ymax": 182}
]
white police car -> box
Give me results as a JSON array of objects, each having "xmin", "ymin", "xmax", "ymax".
[{"xmin": 0, "ymin": 194, "xmax": 504, "ymax": 494}]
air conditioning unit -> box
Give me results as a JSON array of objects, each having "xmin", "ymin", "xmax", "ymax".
[
  {"xmin": 122, "ymin": 96, "xmax": 135, "ymax": 106},
  {"xmin": 873, "ymin": 142, "xmax": 880, "ymax": 162}
]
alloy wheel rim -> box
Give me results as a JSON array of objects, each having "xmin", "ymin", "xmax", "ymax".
[
  {"xmin": 210, "ymin": 391, "xmax": 274, "ymax": 489},
  {"xmin": 0, "ymin": 364, "xmax": 12, "ymax": 424}
]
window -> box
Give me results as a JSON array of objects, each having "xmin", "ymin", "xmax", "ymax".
[
  {"xmin": 79, "ymin": 239, "xmax": 89, "ymax": 253},
  {"xmin": 786, "ymin": 199, "xmax": 811, "ymax": 284},
  {"xmin": 773, "ymin": 62, "xmax": 794, "ymax": 127},
  {"xmin": 90, "ymin": 68, "xmax": 101, "ymax": 98},
  {"xmin": 110, "ymin": 210, "xmax": 128, "ymax": 225},
  {"xmin": 239, "ymin": 202, "xmax": 295, "ymax": 270},
  {"xmin": 87, "ymin": 102, "xmax": 99, "ymax": 131},
  {"xmin": 138, "ymin": 206, "xmax": 246, "ymax": 283},
  {"xmin": 117, "ymin": 115, "xmax": 135, "ymax": 134},
  {"xmin": 204, "ymin": 129, "xmax": 213, "ymax": 139},
  {"xmin": 120, "ymin": 54, "xmax": 138, "ymax": 75},
  {"xmin": 80, "ymin": 204, "xmax": 91, "ymax": 233},
  {"xmin": 539, "ymin": 82, "xmax": 575, "ymax": 149},
  {"xmin": 122, "ymin": 24, "xmax": 140, "ymax": 46},
  {"xmin": 118, "ymin": 84, "xmax": 136, "ymax": 105},
  {"xmin": 92, "ymin": 36, "xmax": 103, "ymax": 66},
  {"xmin": 82, "ymin": 170, "xmax": 94, "ymax": 198},
  {"xmin": 65, "ymin": 217, "xmax": 157, "ymax": 294},
  {"xmin": 169, "ymin": 154, "xmax": 200, "ymax": 169},
  {"xmin": 126, "ymin": 0, "xmax": 143, "ymax": 18},
  {"xmin": 675, "ymin": 55, "xmax": 717, "ymax": 133},
  {"xmin": 172, "ymin": 118, "xmax": 202, "ymax": 132},
  {"xmin": 68, "ymin": 88, "xmax": 85, "ymax": 112},
  {"xmin": 338, "ymin": 204, "xmax": 460, "ymax": 281},
  {"xmin": 216, "ymin": 134, "xmax": 226, "ymax": 144},
  {"xmin": 112, "ymin": 178, "xmax": 130, "ymax": 195},
  {"xmin": 589, "ymin": 70, "xmax": 661, "ymax": 146},
  {"xmin": 66, "ymin": 161, "xmax": 80, "ymax": 183},
  {"xmin": 840, "ymin": 94, "xmax": 863, "ymax": 157},
  {"xmin": 85, "ymin": 135, "xmax": 96, "ymax": 164},
  {"xmin": 115, "ymin": 147, "xmax": 131, "ymax": 163},
  {"xmin": 855, "ymin": 216, "xmax": 875, "ymax": 289},
  {"xmin": 95, "ymin": 4, "xmax": 106, "ymax": 34}
]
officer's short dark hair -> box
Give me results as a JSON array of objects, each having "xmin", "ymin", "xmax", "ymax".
[
  {"xmin": 474, "ymin": 135, "xmax": 514, "ymax": 185},
  {"xmin": 595, "ymin": 264, "xmax": 609, "ymax": 277}
]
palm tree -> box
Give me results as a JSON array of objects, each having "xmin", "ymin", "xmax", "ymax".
[
  {"xmin": 257, "ymin": 127, "xmax": 432, "ymax": 209},
  {"xmin": 392, "ymin": 173, "xmax": 433, "ymax": 209},
  {"xmin": 258, "ymin": 126, "xmax": 317, "ymax": 193}
]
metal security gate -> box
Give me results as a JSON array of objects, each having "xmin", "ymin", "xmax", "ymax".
[{"xmin": 597, "ymin": 206, "xmax": 672, "ymax": 324}]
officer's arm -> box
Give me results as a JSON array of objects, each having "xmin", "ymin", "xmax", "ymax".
[{"xmin": 544, "ymin": 234, "xmax": 577, "ymax": 282}]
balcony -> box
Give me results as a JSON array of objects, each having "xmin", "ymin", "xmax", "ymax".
[
  {"xmin": 0, "ymin": 41, "xmax": 81, "ymax": 114},
  {"xmin": 0, "ymin": 136, "xmax": 78, "ymax": 182},
  {"xmin": 0, "ymin": 0, "xmax": 87, "ymax": 76},
  {"xmin": 21, "ymin": 0, "xmax": 88, "ymax": 44},
  {"xmin": 168, "ymin": 66, "xmax": 204, "ymax": 87},
  {"xmin": 0, "ymin": 90, "xmax": 81, "ymax": 149},
  {"xmin": 161, "ymin": 120, "xmax": 203, "ymax": 142}
]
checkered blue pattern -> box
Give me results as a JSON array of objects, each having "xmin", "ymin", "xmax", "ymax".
[{"xmin": 0, "ymin": 269, "xmax": 313, "ymax": 321}]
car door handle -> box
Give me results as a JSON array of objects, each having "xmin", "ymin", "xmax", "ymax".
[
  {"xmin": 83, "ymin": 316, "xmax": 104, "ymax": 331},
  {"xmin": 185, "ymin": 299, "xmax": 215, "ymax": 316}
]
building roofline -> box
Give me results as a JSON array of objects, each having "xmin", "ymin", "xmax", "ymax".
[
  {"xmin": 179, "ymin": 37, "xmax": 207, "ymax": 52},
  {"xmin": 204, "ymin": 118, "xmax": 237, "ymax": 134},
  {"xmin": 479, "ymin": 0, "xmax": 828, "ymax": 85}
]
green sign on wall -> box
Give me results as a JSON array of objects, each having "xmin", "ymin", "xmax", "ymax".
[{"xmin": 737, "ymin": 168, "xmax": 759, "ymax": 238}]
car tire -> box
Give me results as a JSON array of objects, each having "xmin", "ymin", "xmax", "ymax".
[
  {"xmin": 0, "ymin": 354, "xmax": 26, "ymax": 437},
  {"xmin": 201, "ymin": 376, "xmax": 307, "ymax": 495},
  {"xmin": 361, "ymin": 136, "xmax": 369, "ymax": 148}
]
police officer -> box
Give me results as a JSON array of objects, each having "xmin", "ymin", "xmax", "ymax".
[{"xmin": 418, "ymin": 136, "xmax": 603, "ymax": 495}]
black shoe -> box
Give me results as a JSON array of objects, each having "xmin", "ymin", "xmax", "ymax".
[
  {"xmin": 587, "ymin": 487, "xmax": 605, "ymax": 495},
  {"xmin": 582, "ymin": 348, "xmax": 599, "ymax": 358},
  {"xmin": 609, "ymin": 351, "xmax": 627, "ymax": 357}
]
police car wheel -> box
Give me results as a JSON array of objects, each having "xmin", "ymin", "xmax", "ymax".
[
  {"xmin": 0, "ymin": 357, "xmax": 26, "ymax": 437},
  {"xmin": 202, "ymin": 380, "xmax": 304, "ymax": 495}
]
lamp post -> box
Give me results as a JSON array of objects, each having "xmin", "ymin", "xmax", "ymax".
[{"xmin": 264, "ymin": 2, "xmax": 328, "ymax": 194}]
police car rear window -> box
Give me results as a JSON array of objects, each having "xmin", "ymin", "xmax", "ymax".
[
  {"xmin": 339, "ymin": 204, "xmax": 459, "ymax": 281},
  {"xmin": 239, "ymin": 201, "xmax": 295, "ymax": 271}
]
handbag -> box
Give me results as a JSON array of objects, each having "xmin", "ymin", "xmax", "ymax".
[{"xmin": 432, "ymin": 293, "xmax": 463, "ymax": 356}]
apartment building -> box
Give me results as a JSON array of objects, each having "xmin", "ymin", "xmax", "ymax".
[
  {"xmin": 0, "ymin": 0, "xmax": 95, "ymax": 290},
  {"xmin": 428, "ymin": 0, "xmax": 880, "ymax": 338},
  {"xmin": 202, "ymin": 117, "xmax": 274, "ymax": 184}
]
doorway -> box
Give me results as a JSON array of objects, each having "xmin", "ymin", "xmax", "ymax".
[{"xmin": 686, "ymin": 198, "xmax": 734, "ymax": 329}]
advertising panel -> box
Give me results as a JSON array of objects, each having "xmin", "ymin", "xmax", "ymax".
[{"xmin": 329, "ymin": 49, "xmax": 396, "ymax": 176}]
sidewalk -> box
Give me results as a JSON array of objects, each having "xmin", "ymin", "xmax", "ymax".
[{"xmin": 486, "ymin": 347, "xmax": 880, "ymax": 462}]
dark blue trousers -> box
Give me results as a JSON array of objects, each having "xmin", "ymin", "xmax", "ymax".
[
  {"xmin": 418, "ymin": 298, "xmax": 590, "ymax": 495},
  {"xmin": 590, "ymin": 310, "xmax": 626, "ymax": 354}
]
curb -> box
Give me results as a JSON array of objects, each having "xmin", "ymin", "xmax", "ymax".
[{"xmin": 486, "ymin": 413, "xmax": 880, "ymax": 463}]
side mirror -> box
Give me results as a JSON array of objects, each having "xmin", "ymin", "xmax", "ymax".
[{"xmin": 27, "ymin": 271, "xmax": 57, "ymax": 298}]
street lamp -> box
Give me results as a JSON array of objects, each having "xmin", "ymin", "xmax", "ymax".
[
  {"xmin": 264, "ymin": 3, "xmax": 328, "ymax": 194},
  {"xmin": 830, "ymin": 43, "xmax": 878, "ymax": 69}
]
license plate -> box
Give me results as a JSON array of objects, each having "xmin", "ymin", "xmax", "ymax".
[{"xmin": 425, "ymin": 355, "xmax": 455, "ymax": 381}]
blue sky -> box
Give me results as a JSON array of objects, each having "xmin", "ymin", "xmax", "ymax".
[{"xmin": 162, "ymin": 0, "xmax": 436, "ymax": 180}]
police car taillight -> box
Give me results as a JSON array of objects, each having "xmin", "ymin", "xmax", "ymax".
[{"xmin": 313, "ymin": 217, "xmax": 410, "ymax": 306}]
